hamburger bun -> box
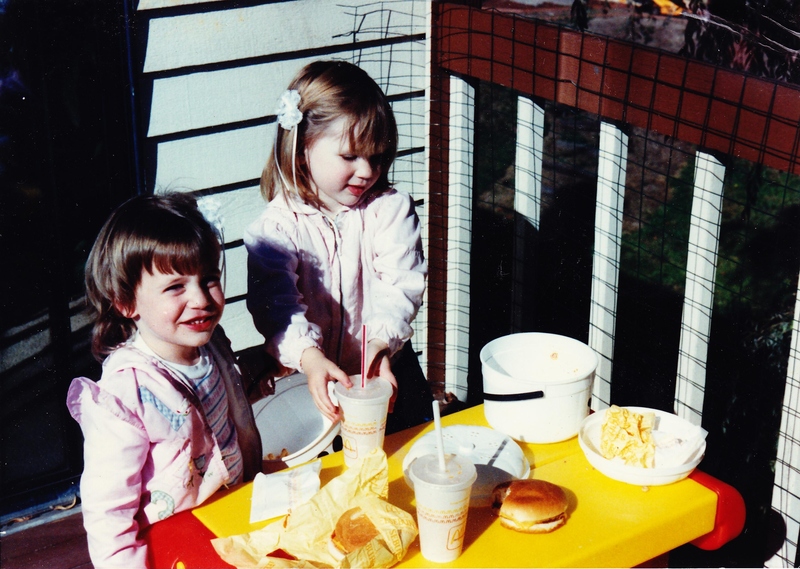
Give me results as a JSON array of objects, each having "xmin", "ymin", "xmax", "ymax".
[
  {"xmin": 329, "ymin": 506, "xmax": 379, "ymax": 558},
  {"xmin": 491, "ymin": 479, "xmax": 568, "ymax": 533}
]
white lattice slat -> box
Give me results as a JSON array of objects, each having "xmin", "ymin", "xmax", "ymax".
[
  {"xmin": 513, "ymin": 97, "xmax": 544, "ymax": 332},
  {"xmin": 445, "ymin": 76, "xmax": 474, "ymax": 401},
  {"xmin": 589, "ymin": 123, "xmax": 628, "ymax": 411},
  {"xmin": 675, "ymin": 152, "xmax": 726, "ymax": 425},
  {"xmin": 514, "ymin": 97, "xmax": 543, "ymax": 231},
  {"xmin": 765, "ymin": 272, "xmax": 800, "ymax": 567}
]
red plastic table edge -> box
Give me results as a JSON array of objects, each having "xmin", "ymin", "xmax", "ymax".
[
  {"xmin": 688, "ymin": 469, "xmax": 746, "ymax": 550},
  {"xmin": 143, "ymin": 509, "xmax": 234, "ymax": 569}
]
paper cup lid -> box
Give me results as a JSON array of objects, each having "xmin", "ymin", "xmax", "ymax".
[
  {"xmin": 409, "ymin": 454, "xmax": 477, "ymax": 490},
  {"xmin": 403, "ymin": 425, "xmax": 530, "ymax": 506},
  {"xmin": 333, "ymin": 376, "xmax": 393, "ymax": 403}
]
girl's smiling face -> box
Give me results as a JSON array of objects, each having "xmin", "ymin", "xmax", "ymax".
[
  {"xmin": 123, "ymin": 267, "xmax": 225, "ymax": 365},
  {"xmin": 305, "ymin": 117, "xmax": 382, "ymax": 214}
]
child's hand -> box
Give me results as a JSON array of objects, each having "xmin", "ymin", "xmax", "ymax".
[
  {"xmin": 301, "ymin": 347, "xmax": 351, "ymax": 422},
  {"xmin": 366, "ymin": 340, "xmax": 398, "ymax": 413}
]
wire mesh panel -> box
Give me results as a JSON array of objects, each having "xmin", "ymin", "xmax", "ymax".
[
  {"xmin": 699, "ymin": 159, "xmax": 800, "ymax": 567},
  {"xmin": 470, "ymin": 79, "xmax": 800, "ymax": 569},
  {"xmin": 430, "ymin": 3, "xmax": 800, "ymax": 564},
  {"xmin": 451, "ymin": 28, "xmax": 800, "ymax": 569}
]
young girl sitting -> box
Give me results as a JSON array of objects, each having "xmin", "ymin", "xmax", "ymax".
[
  {"xmin": 67, "ymin": 193, "xmax": 261, "ymax": 568},
  {"xmin": 245, "ymin": 60, "xmax": 432, "ymax": 433}
]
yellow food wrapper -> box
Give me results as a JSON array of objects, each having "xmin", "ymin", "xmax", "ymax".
[{"xmin": 211, "ymin": 449, "xmax": 418, "ymax": 568}]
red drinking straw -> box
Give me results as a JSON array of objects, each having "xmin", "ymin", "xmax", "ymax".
[{"xmin": 361, "ymin": 324, "xmax": 367, "ymax": 388}]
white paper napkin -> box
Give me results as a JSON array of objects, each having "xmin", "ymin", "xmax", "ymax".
[
  {"xmin": 249, "ymin": 460, "xmax": 322, "ymax": 523},
  {"xmin": 653, "ymin": 423, "xmax": 708, "ymax": 468}
]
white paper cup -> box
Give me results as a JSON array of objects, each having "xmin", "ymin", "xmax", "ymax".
[
  {"xmin": 409, "ymin": 453, "xmax": 477, "ymax": 563},
  {"xmin": 332, "ymin": 376, "xmax": 393, "ymax": 467}
]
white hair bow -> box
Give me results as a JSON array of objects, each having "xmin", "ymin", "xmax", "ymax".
[{"xmin": 275, "ymin": 90, "xmax": 302, "ymax": 130}]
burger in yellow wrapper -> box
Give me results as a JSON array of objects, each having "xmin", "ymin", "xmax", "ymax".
[{"xmin": 211, "ymin": 449, "xmax": 417, "ymax": 568}]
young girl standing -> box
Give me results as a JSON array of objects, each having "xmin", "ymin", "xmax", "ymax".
[
  {"xmin": 67, "ymin": 193, "xmax": 261, "ymax": 568},
  {"xmin": 245, "ymin": 60, "xmax": 432, "ymax": 433}
]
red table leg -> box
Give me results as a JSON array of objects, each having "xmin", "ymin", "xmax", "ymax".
[
  {"xmin": 143, "ymin": 509, "xmax": 234, "ymax": 569},
  {"xmin": 688, "ymin": 470, "xmax": 746, "ymax": 550}
]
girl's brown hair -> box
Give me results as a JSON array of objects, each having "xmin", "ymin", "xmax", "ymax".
[
  {"xmin": 85, "ymin": 192, "xmax": 222, "ymax": 360},
  {"xmin": 262, "ymin": 60, "xmax": 399, "ymax": 208}
]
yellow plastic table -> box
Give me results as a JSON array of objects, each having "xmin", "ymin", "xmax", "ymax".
[{"xmin": 189, "ymin": 404, "xmax": 731, "ymax": 568}]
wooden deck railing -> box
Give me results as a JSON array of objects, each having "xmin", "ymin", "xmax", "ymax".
[{"xmin": 426, "ymin": 3, "xmax": 799, "ymax": 566}]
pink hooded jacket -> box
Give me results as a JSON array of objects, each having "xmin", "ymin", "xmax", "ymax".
[
  {"xmin": 244, "ymin": 188, "xmax": 427, "ymax": 375},
  {"xmin": 66, "ymin": 328, "xmax": 261, "ymax": 568}
]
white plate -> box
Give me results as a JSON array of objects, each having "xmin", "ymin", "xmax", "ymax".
[
  {"xmin": 578, "ymin": 407, "xmax": 706, "ymax": 486},
  {"xmin": 402, "ymin": 425, "xmax": 530, "ymax": 507},
  {"xmin": 252, "ymin": 374, "xmax": 340, "ymax": 467}
]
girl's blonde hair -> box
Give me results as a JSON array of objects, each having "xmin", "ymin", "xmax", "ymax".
[
  {"xmin": 262, "ymin": 60, "xmax": 398, "ymax": 207},
  {"xmin": 85, "ymin": 192, "xmax": 222, "ymax": 360}
]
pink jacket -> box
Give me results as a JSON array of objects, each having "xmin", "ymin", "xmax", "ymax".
[
  {"xmin": 245, "ymin": 188, "xmax": 427, "ymax": 375},
  {"xmin": 66, "ymin": 328, "xmax": 261, "ymax": 569}
]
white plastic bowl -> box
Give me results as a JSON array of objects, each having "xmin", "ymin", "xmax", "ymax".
[
  {"xmin": 402, "ymin": 425, "xmax": 530, "ymax": 507},
  {"xmin": 481, "ymin": 333, "xmax": 598, "ymax": 443},
  {"xmin": 252, "ymin": 373, "xmax": 340, "ymax": 467},
  {"xmin": 578, "ymin": 406, "xmax": 706, "ymax": 486}
]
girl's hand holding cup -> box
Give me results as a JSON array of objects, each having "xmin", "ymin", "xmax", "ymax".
[
  {"xmin": 364, "ymin": 339, "xmax": 398, "ymax": 412},
  {"xmin": 301, "ymin": 347, "xmax": 351, "ymax": 422}
]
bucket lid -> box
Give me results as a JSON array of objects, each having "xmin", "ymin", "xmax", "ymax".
[{"xmin": 480, "ymin": 333, "xmax": 598, "ymax": 392}]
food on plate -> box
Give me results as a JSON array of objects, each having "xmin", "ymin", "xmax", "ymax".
[
  {"xmin": 491, "ymin": 479, "xmax": 568, "ymax": 533},
  {"xmin": 600, "ymin": 405, "xmax": 655, "ymax": 468},
  {"xmin": 329, "ymin": 506, "xmax": 380, "ymax": 557},
  {"xmin": 266, "ymin": 448, "xmax": 289, "ymax": 460}
]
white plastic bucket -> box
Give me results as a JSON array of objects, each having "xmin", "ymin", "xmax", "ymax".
[
  {"xmin": 480, "ymin": 333, "xmax": 598, "ymax": 443},
  {"xmin": 252, "ymin": 373, "xmax": 340, "ymax": 467}
]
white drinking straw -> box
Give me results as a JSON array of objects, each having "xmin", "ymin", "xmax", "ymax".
[
  {"xmin": 432, "ymin": 400, "xmax": 446, "ymax": 472},
  {"xmin": 360, "ymin": 324, "xmax": 367, "ymax": 388}
]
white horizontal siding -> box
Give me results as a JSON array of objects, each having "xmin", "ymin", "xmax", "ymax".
[
  {"xmin": 154, "ymin": 124, "xmax": 271, "ymax": 192},
  {"xmin": 137, "ymin": 0, "xmax": 223, "ymax": 9},
  {"xmin": 219, "ymin": 300, "xmax": 263, "ymax": 353},
  {"xmin": 139, "ymin": 0, "xmax": 431, "ymax": 356},
  {"xmin": 392, "ymin": 97, "xmax": 426, "ymax": 151},
  {"xmin": 197, "ymin": 186, "xmax": 264, "ymax": 244},
  {"xmin": 153, "ymin": 97, "xmax": 424, "ymax": 193},
  {"xmin": 148, "ymin": 42, "xmax": 427, "ymax": 137},
  {"xmin": 391, "ymin": 151, "xmax": 427, "ymax": 200},
  {"xmin": 223, "ymin": 244, "xmax": 248, "ymax": 299},
  {"xmin": 143, "ymin": 0, "xmax": 426, "ymax": 73}
]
